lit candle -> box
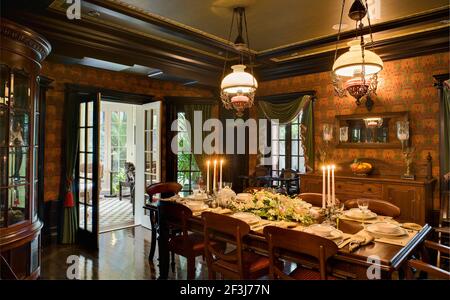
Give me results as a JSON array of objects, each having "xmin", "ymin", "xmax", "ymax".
[
  {"xmin": 206, "ymin": 160, "xmax": 210, "ymax": 193},
  {"xmin": 327, "ymin": 165, "xmax": 331, "ymax": 207},
  {"xmin": 219, "ymin": 159, "xmax": 223, "ymax": 190},
  {"xmin": 331, "ymin": 165, "xmax": 336, "ymax": 205},
  {"xmin": 322, "ymin": 166, "xmax": 326, "ymax": 209},
  {"xmin": 10, "ymin": 73, "xmax": 14, "ymax": 97},
  {"xmin": 213, "ymin": 160, "xmax": 217, "ymax": 191}
]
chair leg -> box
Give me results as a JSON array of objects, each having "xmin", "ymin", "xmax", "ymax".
[
  {"xmin": 148, "ymin": 210, "xmax": 157, "ymax": 261},
  {"xmin": 171, "ymin": 252, "xmax": 176, "ymax": 273},
  {"xmin": 187, "ymin": 256, "xmax": 196, "ymax": 280},
  {"xmin": 119, "ymin": 184, "xmax": 122, "ymax": 200}
]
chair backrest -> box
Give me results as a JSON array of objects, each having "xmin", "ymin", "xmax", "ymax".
[
  {"xmin": 202, "ymin": 212, "xmax": 251, "ymax": 278},
  {"xmin": 298, "ymin": 193, "xmax": 325, "ymax": 207},
  {"xmin": 281, "ymin": 169, "xmax": 297, "ymax": 179},
  {"xmin": 344, "ymin": 198, "xmax": 401, "ymax": 218},
  {"xmin": 158, "ymin": 200, "xmax": 192, "ymax": 237},
  {"xmin": 255, "ymin": 165, "xmax": 270, "ymax": 177},
  {"xmin": 146, "ymin": 182, "xmax": 182, "ymax": 202},
  {"xmin": 263, "ymin": 226, "xmax": 338, "ymax": 280}
]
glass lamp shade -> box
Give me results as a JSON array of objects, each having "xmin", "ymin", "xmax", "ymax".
[
  {"xmin": 333, "ymin": 40, "xmax": 383, "ymax": 77},
  {"xmin": 221, "ymin": 64, "xmax": 258, "ymax": 93},
  {"xmin": 221, "ymin": 64, "xmax": 257, "ymax": 117},
  {"xmin": 364, "ymin": 118, "xmax": 383, "ymax": 128},
  {"xmin": 396, "ymin": 121, "xmax": 410, "ymax": 141}
]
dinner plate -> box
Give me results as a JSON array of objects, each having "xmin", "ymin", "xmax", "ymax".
[
  {"xmin": 186, "ymin": 194, "xmax": 208, "ymax": 201},
  {"xmin": 304, "ymin": 225, "xmax": 343, "ymax": 240},
  {"xmin": 184, "ymin": 201, "xmax": 209, "ymax": 212},
  {"xmin": 344, "ymin": 208, "xmax": 377, "ymax": 220},
  {"xmin": 366, "ymin": 223, "xmax": 408, "ymax": 238},
  {"xmin": 231, "ymin": 212, "xmax": 261, "ymax": 225}
]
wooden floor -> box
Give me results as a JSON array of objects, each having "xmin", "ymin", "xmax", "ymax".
[{"xmin": 40, "ymin": 226, "xmax": 210, "ymax": 280}]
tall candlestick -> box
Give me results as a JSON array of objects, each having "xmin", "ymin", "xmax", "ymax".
[
  {"xmin": 331, "ymin": 165, "xmax": 336, "ymax": 205},
  {"xmin": 219, "ymin": 159, "xmax": 223, "ymax": 190},
  {"xmin": 327, "ymin": 165, "xmax": 331, "ymax": 206},
  {"xmin": 206, "ymin": 160, "xmax": 210, "ymax": 193},
  {"xmin": 322, "ymin": 166, "xmax": 326, "ymax": 209},
  {"xmin": 213, "ymin": 160, "xmax": 217, "ymax": 191}
]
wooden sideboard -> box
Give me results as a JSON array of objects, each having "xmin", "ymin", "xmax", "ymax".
[{"xmin": 299, "ymin": 173, "xmax": 437, "ymax": 225}]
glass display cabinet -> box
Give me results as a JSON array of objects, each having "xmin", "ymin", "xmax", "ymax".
[{"xmin": 0, "ymin": 19, "xmax": 51, "ymax": 279}]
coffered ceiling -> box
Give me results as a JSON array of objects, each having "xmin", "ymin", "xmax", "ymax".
[{"xmin": 1, "ymin": 0, "xmax": 449, "ymax": 87}]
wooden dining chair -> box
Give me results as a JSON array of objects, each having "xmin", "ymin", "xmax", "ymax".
[
  {"xmin": 263, "ymin": 226, "xmax": 338, "ymax": 280},
  {"xmin": 407, "ymin": 240, "xmax": 450, "ymax": 279},
  {"xmin": 145, "ymin": 182, "xmax": 182, "ymax": 261},
  {"xmin": 158, "ymin": 200, "xmax": 207, "ymax": 279},
  {"xmin": 202, "ymin": 212, "xmax": 270, "ymax": 280},
  {"xmin": 297, "ymin": 193, "xmax": 325, "ymax": 207},
  {"xmin": 344, "ymin": 198, "xmax": 401, "ymax": 218}
]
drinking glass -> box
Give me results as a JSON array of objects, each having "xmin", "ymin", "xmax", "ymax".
[
  {"xmin": 222, "ymin": 182, "xmax": 232, "ymax": 189},
  {"xmin": 357, "ymin": 199, "xmax": 369, "ymax": 228}
]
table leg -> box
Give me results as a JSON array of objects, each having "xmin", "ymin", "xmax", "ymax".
[{"xmin": 157, "ymin": 210, "xmax": 170, "ymax": 280}]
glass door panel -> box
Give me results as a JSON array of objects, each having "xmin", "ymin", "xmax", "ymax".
[{"xmin": 76, "ymin": 93, "xmax": 100, "ymax": 248}]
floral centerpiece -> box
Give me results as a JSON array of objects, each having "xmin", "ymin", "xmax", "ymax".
[{"xmin": 229, "ymin": 190, "xmax": 314, "ymax": 226}]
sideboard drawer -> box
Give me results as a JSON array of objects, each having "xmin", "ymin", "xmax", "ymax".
[{"xmin": 335, "ymin": 181, "xmax": 382, "ymax": 198}]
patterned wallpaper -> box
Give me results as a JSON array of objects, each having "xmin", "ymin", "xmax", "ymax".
[{"xmin": 256, "ymin": 52, "xmax": 449, "ymax": 209}]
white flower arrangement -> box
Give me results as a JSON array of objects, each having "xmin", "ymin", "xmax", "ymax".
[{"xmin": 229, "ymin": 190, "xmax": 314, "ymax": 225}]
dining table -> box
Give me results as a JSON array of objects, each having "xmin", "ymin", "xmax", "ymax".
[{"xmin": 149, "ymin": 199, "xmax": 433, "ymax": 280}]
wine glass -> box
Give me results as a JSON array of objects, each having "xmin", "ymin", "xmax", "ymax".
[{"xmin": 357, "ymin": 199, "xmax": 369, "ymax": 228}]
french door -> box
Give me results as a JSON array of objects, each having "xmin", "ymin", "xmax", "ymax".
[
  {"xmin": 135, "ymin": 101, "xmax": 161, "ymax": 229},
  {"xmin": 76, "ymin": 92, "xmax": 101, "ymax": 248}
]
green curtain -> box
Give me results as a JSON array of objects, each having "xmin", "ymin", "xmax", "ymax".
[
  {"xmin": 184, "ymin": 104, "xmax": 213, "ymax": 174},
  {"xmin": 258, "ymin": 96, "xmax": 309, "ymax": 125},
  {"xmin": 300, "ymin": 98, "xmax": 315, "ymax": 173},
  {"xmin": 258, "ymin": 95, "xmax": 315, "ymax": 172},
  {"xmin": 443, "ymin": 80, "xmax": 450, "ymax": 177},
  {"xmin": 59, "ymin": 92, "xmax": 80, "ymax": 244}
]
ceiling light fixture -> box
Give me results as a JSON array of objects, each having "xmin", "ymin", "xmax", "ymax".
[
  {"xmin": 332, "ymin": 0, "xmax": 383, "ymax": 111},
  {"xmin": 220, "ymin": 7, "xmax": 257, "ymax": 117},
  {"xmin": 147, "ymin": 71, "xmax": 163, "ymax": 78}
]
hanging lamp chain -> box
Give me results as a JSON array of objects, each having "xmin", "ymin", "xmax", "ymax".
[
  {"xmin": 365, "ymin": 0, "xmax": 375, "ymax": 49},
  {"xmin": 333, "ymin": 0, "xmax": 346, "ymax": 63},
  {"xmin": 222, "ymin": 9, "xmax": 236, "ymax": 80},
  {"xmin": 243, "ymin": 8, "xmax": 255, "ymax": 82}
]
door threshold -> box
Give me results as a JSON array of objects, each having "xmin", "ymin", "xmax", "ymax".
[{"xmin": 99, "ymin": 222, "xmax": 137, "ymax": 234}]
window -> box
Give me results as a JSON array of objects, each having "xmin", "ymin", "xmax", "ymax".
[
  {"xmin": 271, "ymin": 111, "xmax": 305, "ymax": 177},
  {"xmin": 176, "ymin": 112, "xmax": 201, "ymax": 195}
]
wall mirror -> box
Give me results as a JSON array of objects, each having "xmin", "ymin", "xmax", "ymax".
[{"xmin": 335, "ymin": 111, "xmax": 409, "ymax": 148}]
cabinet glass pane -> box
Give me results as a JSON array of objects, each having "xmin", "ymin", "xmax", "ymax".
[
  {"xmin": 0, "ymin": 188, "xmax": 6, "ymax": 227},
  {"xmin": 8, "ymin": 185, "xmax": 28, "ymax": 225},
  {"xmin": 0, "ymin": 148, "xmax": 7, "ymax": 187},
  {"xmin": 9, "ymin": 146, "xmax": 28, "ymax": 184},
  {"xmin": 30, "ymin": 237, "xmax": 39, "ymax": 273},
  {"xmin": 0, "ymin": 107, "xmax": 7, "ymax": 147},
  {"xmin": 0, "ymin": 65, "xmax": 10, "ymax": 106},
  {"xmin": 10, "ymin": 111, "xmax": 30, "ymax": 146},
  {"xmin": 12, "ymin": 72, "xmax": 30, "ymax": 110}
]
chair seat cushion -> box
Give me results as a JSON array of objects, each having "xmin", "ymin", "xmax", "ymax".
[
  {"xmin": 289, "ymin": 267, "xmax": 337, "ymax": 280},
  {"xmin": 213, "ymin": 250, "xmax": 270, "ymax": 277},
  {"xmin": 169, "ymin": 233, "xmax": 206, "ymax": 254}
]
